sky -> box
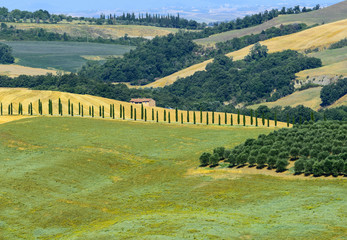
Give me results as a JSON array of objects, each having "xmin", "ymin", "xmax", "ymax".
[{"xmin": 0, "ymin": 0, "xmax": 342, "ymax": 22}]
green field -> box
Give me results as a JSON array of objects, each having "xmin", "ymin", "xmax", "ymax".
[
  {"xmin": 308, "ymin": 46, "xmax": 347, "ymax": 65},
  {"xmin": 0, "ymin": 117, "xmax": 346, "ymax": 239},
  {"xmin": 4, "ymin": 41, "xmax": 134, "ymax": 72}
]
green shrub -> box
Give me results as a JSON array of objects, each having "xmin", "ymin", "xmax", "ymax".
[
  {"xmin": 294, "ymin": 159, "xmax": 305, "ymax": 174},
  {"xmin": 276, "ymin": 159, "xmax": 289, "ymax": 172},
  {"xmin": 199, "ymin": 152, "xmax": 211, "ymax": 166},
  {"xmin": 209, "ymin": 153, "xmax": 220, "ymax": 167}
]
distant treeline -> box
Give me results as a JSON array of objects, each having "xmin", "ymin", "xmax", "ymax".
[
  {"xmin": 0, "ymin": 23, "xmax": 147, "ymax": 46},
  {"xmin": 329, "ymin": 38, "xmax": 347, "ymax": 49}
]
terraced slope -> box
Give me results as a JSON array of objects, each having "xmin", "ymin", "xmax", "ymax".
[
  {"xmin": 0, "ymin": 88, "xmax": 288, "ymax": 127},
  {"xmin": 195, "ymin": 0, "xmax": 347, "ymax": 46},
  {"xmin": 142, "ymin": 19, "xmax": 347, "ymax": 88}
]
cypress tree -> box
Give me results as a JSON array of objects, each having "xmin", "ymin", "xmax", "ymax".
[
  {"xmin": 275, "ymin": 112, "xmax": 277, "ymax": 126},
  {"xmin": 287, "ymin": 114, "xmax": 289, "ymax": 127},
  {"xmin": 11, "ymin": 103, "xmax": 13, "ymax": 115},
  {"xmin": 250, "ymin": 110, "xmax": 253, "ymax": 125},
  {"xmin": 181, "ymin": 113, "xmax": 183, "ymax": 124},
  {"xmin": 145, "ymin": 109, "xmax": 147, "ymax": 121},
  {"xmin": 81, "ymin": 105, "xmax": 84, "ymax": 117},
  {"xmin": 112, "ymin": 104, "xmax": 115, "ymax": 119},
  {"xmin": 243, "ymin": 114, "xmax": 246, "ymax": 126},
  {"xmin": 18, "ymin": 103, "xmax": 21, "ymax": 115},
  {"xmin": 206, "ymin": 112, "xmax": 209, "ymax": 125},
  {"xmin": 134, "ymin": 108, "xmax": 137, "ymax": 121},
  {"xmin": 311, "ymin": 111, "xmax": 315, "ymax": 122},
  {"xmin": 31, "ymin": 103, "xmax": 33, "ymax": 115},
  {"xmin": 224, "ymin": 112, "xmax": 227, "ymax": 125},
  {"xmin": 99, "ymin": 106, "xmax": 102, "ymax": 117},
  {"xmin": 292, "ymin": 116, "xmax": 295, "ymax": 125},
  {"xmin": 267, "ymin": 115, "xmax": 270, "ymax": 127},
  {"xmin": 230, "ymin": 114, "xmax": 233, "ymax": 126},
  {"xmin": 141, "ymin": 104, "xmax": 144, "ymax": 120},
  {"xmin": 156, "ymin": 111, "xmax": 159, "ymax": 122},
  {"xmin": 168, "ymin": 112, "xmax": 170, "ymax": 123},
  {"xmin": 200, "ymin": 109, "xmax": 203, "ymax": 123},
  {"xmin": 110, "ymin": 104, "xmax": 112, "ymax": 118},
  {"xmin": 102, "ymin": 106, "xmax": 105, "ymax": 118},
  {"xmin": 0, "ymin": 102, "xmax": 2, "ymax": 115},
  {"xmin": 8, "ymin": 104, "xmax": 10, "ymax": 115},
  {"xmin": 262, "ymin": 113, "xmax": 265, "ymax": 126},
  {"xmin": 237, "ymin": 110, "xmax": 240, "ymax": 125},
  {"xmin": 212, "ymin": 111, "xmax": 214, "ymax": 124},
  {"xmin": 71, "ymin": 104, "xmax": 74, "ymax": 116},
  {"xmin": 323, "ymin": 113, "xmax": 327, "ymax": 121},
  {"xmin": 89, "ymin": 106, "xmax": 91, "ymax": 116},
  {"xmin": 175, "ymin": 107, "xmax": 178, "ymax": 122},
  {"xmin": 79, "ymin": 102, "xmax": 81, "ymax": 116},
  {"xmin": 255, "ymin": 111, "xmax": 258, "ymax": 127},
  {"xmin": 187, "ymin": 110, "xmax": 190, "ymax": 123},
  {"xmin": 218, "ymin": 114, "xmax": 221, "ymax": 125},
  {"xmin": 122, "ymin": 106, "xmax": 125, "ymax": 120},
  {"xmin": 193, "ymin": 112, "xmax": 196, "ymax": 124},
  {"xmin": 164, "ymin": 109, "xmax": 167, "ymax": 121},
  {"xmin": 68, "ymin": 99, "xmax": 70, "ymax": 115},
  {"xmin": 299, "ymin": 115, "xmax": 302, "ymax": 124},
  {"xmin": 120, "ymin": 104, "xmax": 122, "ymax": 118},
  {"xmin": 59, "ymin": 98, "xmax": 61, "ymax": 115},
  {"xmin": 152, "ymin": 108, "xmax": 154, "ymax": 121},
  {"xmin": 131, "ymin": 105, "xmax": 133, "ymax": 119},
  {"xmin": 92, "ymin": 106, "xmax": 94, "ymax": 117},
  {"xmin": 28, "ymin": 103, "xmax": 30, "ymax": 115}
]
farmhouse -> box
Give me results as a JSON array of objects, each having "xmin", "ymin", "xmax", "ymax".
[{"xmin": 130, "ymin": 98, "xmax": 156, "ymax": 107}]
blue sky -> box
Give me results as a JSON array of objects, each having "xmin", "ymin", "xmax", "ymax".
[{"xmin": 0, "ymin": 0, "xmax": 342, "ymax": 21}]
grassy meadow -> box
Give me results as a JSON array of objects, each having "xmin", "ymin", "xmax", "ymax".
[
  {"xmin": 3, "ymin": 41, "xmax": 134, "ymax": 72},
  {"xmin": 0, "ymin": 116, "xmax": 346, "ymax": 239},
  {"xmin": 195, "ymin": 1, "xmax": 347, "ymax": 46},
  {"xmin": 143, "ymin": 19, "xmax": 347, "ymax": 88}
]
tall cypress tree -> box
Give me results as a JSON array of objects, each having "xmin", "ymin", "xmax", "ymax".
[
  {"xmin": 110, "ymin": 104, "xmax": 112, "ymax": 118},
  {"xmin": 99, "ymin": 106, "xmax": 102, "ymax": 117},
  {"xmin": 79, "ymin": 102, "xmax": 81, "ymax": 116},
  {"xmin": 134, "ymin": 108, "xmax": 137, "ymax": 121},
  {"xmin": 141, "ymin": 104, "xmax": 144, "ymax": 120},
  {"xmin": 92, "ymin": 106, "xmax": 94, "ymax": 117},
  {"xmin": 120, "ymin": 104, "xmax": 122, "ymax": 118},
  {"xmin": 156, "ymin": 111, "xmax": 159, "ymax": 122},
  {"xmin": 250, "ymin": 110, "xmax": 253, "ymax": 125},
  {"xmin": 200, "ymin": 109, "xmax": 203, "ymax": 123},
  {"xmin": 68, "ymin": 99, "xmax": 70, "ymax": 115},
  {"xmin": 212, "ymin": 111, "xmax": 214, "ymax": 124},
  {"xmin": 181, "ymin": 113, "xmax": 183, "ymax": 124},
  {"xmin": 292, "ymin": 116, "xmax": 295, "ymax": 125},
  {"xmin": 131, "ymin": 105, "xmax": 133, "ymax": 119},
  {"xmin": 187, "ymin": 110, "xmax": 190, "ymax": 123},
  {"xmin": 71, "ymin": 104, "xmax": 74, "ymax": 116},
  {"xmin": 152, "ymin": 108, "xmax": 154, "ymax": 121},
  {"xmin": 206, "ymin": 112, "xmax": 209, "ymax": 125},
  {"xmin": 0, "ymin": 102, "xmax": 2, "ymax": 115},
  {"xmin": 89, "ymin": 106, "xmax": 91, "ymax": 116},
  {"xmin": 58, "ymin": 98, "xmax": 62, "ymax": 115},
  {"xmin": 275, "ymin": 112, "xmax": 277, "ymax": 126},
  {"xmin": 230, "ymin": 114, "xmax": 233, "ymax": 126},
  {"xmin": 122, "ymin": 106, "xmax": 125, "ymax": 120},
  {"xmin": 237, "ymin": 110, "xmax": 240, "ymax": 125},
  {"xmin": 145, "ymin": 109, "xmax": 147, "ymax": 121},
  {"xmin": 28, "ymin": 103, "xmax": 30, "ymax": 115},
  {"xmin": 243, "ymin": 114, "xmax": 246, "ymax": 126},
  {"xmin": 224, "ymin": 112, "xmax": 227, "ymax": 125},
  {"xmin": 102, "ymin": 106, "xmax": 105, "ymax": 118},
  {"xmin": 175, "ymin": 107, "xmax": 178, "ymax": 122},
  {"xmin": 311, "ymin": 111, "xmax": 315, "ymax": 122},
  {"xmin": 267, "ymin": 115, "xmax": 270, "ymax": 127},
  {"xmin": 8, "ymin": 104, "xmax": 10, "ymax": 115},
  {"xmin": 218, "ymin": 114, "xmax": 221, "ymax": 125},
  {"xmin": 112, "ymin": 104, "xmax": 115, "ymax": 119},
  {"xmin": 164, "ymin": 109, "xmax": 167, "ymax": 121},
  {"xmin": 168, "ymin": 112, "xmax": 170, "ymax": 123},
  {"xmin": 262, "ymin": 113, "xmax": 265, "ymax": 126},
  {"xmin": 255, "ymin": 111, "xmax": 258, "ymax": 127},
  {"xmin": 287, "ymin": 114, "xmax": 289, "ymax": 127},
  {"xmin": 81, "ymin": 105, "xmax": 84, "ymax": 117},
  {"xmin": 193, "ymin": 112, "xmax": 196, "ymax": 124}
]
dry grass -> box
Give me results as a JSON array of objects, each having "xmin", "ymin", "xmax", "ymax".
[
  {"xmin": 0, "ymin": 115, "xmax": 34, "ymax": 124},
  {"xmin": 249, "ymin": 87, "xmax": 323, "ymax": 111},
  {"xmin": 11, "ymin": 23, "xmax": 180, "ymax": 39},
  {"xmin": 0, "ymin": 88, "xmax": 288, "ymax": 127},
  {"xmin": 328, "ymin": 94, "xmax": 347, "ymax": 108},
  {"xmin": 296, "ymin": 60, "xmax": 347, "ymax": 81},
  {"xmin": 143, "ymin": 19, "xmax": 347, "ymax": 88},
  {"xmin": 0, "ymin": 64, "xmax": 57, "ymax": 77}
]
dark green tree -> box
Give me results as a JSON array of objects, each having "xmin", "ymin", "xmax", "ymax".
[
  {"xmin": 250, "ymin": 110, "xmax": 253, "ymax": 125},
  {"xmin": 130, "ymin": 105, "xmax": 133, "ymax": 119},
  {"xmin": 187, "ymin": 110, "xmax": 190, "ymax": 123},
  {"xmin": 176, "ymin": 107, "xmax": 178, "ymax": 122},
  {"xmin": 212, "ymin": 111, "xmax": 214, "ymax": 124},
  {"xmin": 164, "ymin": 109, "xmax": 167, "ymax": 122},
  {"xmin": 209, "ymin": 153, "xmax": 220, "ymax": 167},
  {"xmin": 276, "ymin": 159, "xmax": 289, "ymax": 172},
  {"xmin": 141, "ymin": 104, "xmax": 144, "ymax": 120},
  {"xmin": 193, "ymin": 112, "xmax": 196, "ymax": 124},
  {"xmin": 199, "ymin": 152, "xmax": 211, "ymax": 166},
  {"xmin": 237, "ymin": 110, "xmax": 240, "ymax": 125},
  {"xmin": 294, "ymin": 159, "xmax": 305, "ymax": 174},
  {"xmin": 134, "ymin": 108, "xmax": 137, "ymax": 121},
  {"xmin": 257, "ymin": 153, "xmax": 267, "ymax": 169},
  {"xmin": 71, "ymin": 104, "xmax": 74, "ymax": 116},
  {"xmin": 218, "ymin": 114, "xmax": 221, "ymax": 125},
  {"xmin": 168, "ymin": 111, "xmax": 170, "ymax": 123},
  {"xmin": 243, "ymin": 114, "xmax": 246, "ymax": 126}
]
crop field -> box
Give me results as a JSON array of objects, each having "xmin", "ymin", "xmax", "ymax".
[
  {"xmin": 195, "ymin": 1, "xmax": 347, "ymax": 46},
  {"xmin": 0, "ymin": 64, "xmax": 57, "ymax": 77},
  {"xmin": 10, "ymin": 22, "xmax": 180, "ymax": 40},
  {"xmin": 249, "ymin": 87, "xmax": 323, "ymax": 111},
  {"xmin": 3, "ymin": 41, "xmax": 134, "ymax": 72},
  {"xmin": 0, "ymin": 88, "xmax": 288, "ymax": 127},
  {"xmin": 0, "ymin": 116, "xmax": 345, "ymax": 239},
  {"xmin": 144, "ymin": 19, "xmax": 347, "ymax": 88}
]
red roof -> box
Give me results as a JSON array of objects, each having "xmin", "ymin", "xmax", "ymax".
[{"xmin": 130, "ymin": 98, "xmax": 154, "ymax": 103}]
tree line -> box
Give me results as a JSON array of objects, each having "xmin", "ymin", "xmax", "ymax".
[
  {"xmin": 200, "ymin": 120, "xmax": 347, "ymax": 177},
  {"xmin": 320, "ymin": 78, "xmax": 347, "ymax": 107}
]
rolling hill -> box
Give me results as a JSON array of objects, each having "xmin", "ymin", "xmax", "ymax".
[
  {"xmin": 0, "ymin": 88, "xmax": 288, "ymax": 127},
  {"xmin": 141, "ymin": 19, "xmax": 347, "ymax": 88},
  {"xmin": 195, "ymin": 0, "xmax": 347, "ymax": 46}
]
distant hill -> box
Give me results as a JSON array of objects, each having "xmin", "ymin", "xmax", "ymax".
[
  {"xmin": 139, "ymin": 19, "xmax": 347, "ymax": 88},
  {"xmin": 195, "ymin": 0, "xmax": 347, "ymax": 46}
]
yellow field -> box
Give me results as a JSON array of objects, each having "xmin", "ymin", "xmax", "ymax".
[
  {"xmin": 249, "ymin": 87, "xmax": 323, "ymax": 111},
  {"xmin": 10, "ymin": 23, "xmax": 180, "ymax": 39},
  {"xmin": 296, "ymin": 60, "xmax": 347, "ymax": 80},
  {"xmin": 329, "ymin": 94, "xmax": 347, "ymax": 108},
  {"xmin": 142, "ymin": 19, "xmax": 347, "ymax": 88},
  {"xmin": 0, "ymin": 64, "xmax": 58, "ymax": 77},
  {"xmin": 0, "ymin": 88, "xmax": 288, "ymax": 127}
]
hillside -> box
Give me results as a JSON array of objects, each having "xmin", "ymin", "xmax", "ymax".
[
  {"xmin": 195, "ymin": 0, "xmax": 347, "ymax": 46},
  {"xmin": 0, "ymin": 88, "xmax": 288, "ymax": 127},
  {"xmin": 143, "ymin": 19, "xmax": 347, "ymax": 88},
  {"xmin": 0, "ymin": 117, "xmax": 346, "ymax": 239},
  {"xmin": 0, "ymin": 64, "xmax": 57, "ymax": 77},
  {"xmin": 9, "ymin": 22, "xmax": 180, "ymax": 40}
]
